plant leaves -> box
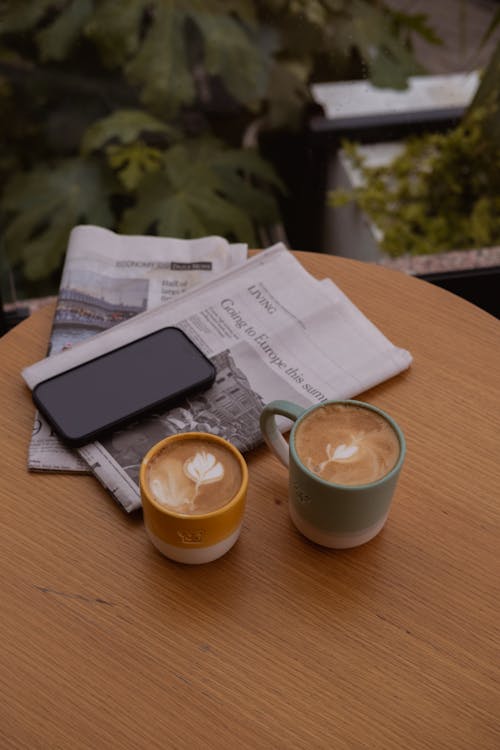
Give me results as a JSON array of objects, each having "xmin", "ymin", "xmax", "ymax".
[
  {"xmin": 203, "ymin": 0, "xmax": 256, "ymax": 23},
  {"xmin": 193, "ymin": 12, "xmax": 273, "ymax": 111},
  {"xmin": 290, "ymin": 0, "xmax": 327, "ymax": 27},
  {"xmin": 121, "ymin": 137, "xmax": 281, "ymax": 243},
  {"xmin": 329, "ymin": 108, "xmax": 500, "ymax": 256},
  {"xmin": 124, "ymin": 3, "xmax": 196, "ymax": 114},
  {"xmin": 212, "ymin": 146, "xmax": 285, "ymax": 190},
  {"xmin": 81, "ymin": 109, "xmax": 179, "ymax": 154},
  {"xmin": 388, "ymin": 11, "xmax": 442, "ymax": 47},
  {"xmin": 0, "ymin": 0, "xmax": 54, "ymax": 34},
  {"xmin": 1, "ymin": 159, "xmax": 116, "ymax": 279},
  {"xmin": 121, "ymin": 170, "xmax": 256, "ymax": 242},
  {"xmin": 368, "ymin": 44, "xmax": 422, "ymax": 90},
  {"xmin": 211, "ymin": 146, "xmax": 284, "ymax": 224},
  {"xmin": 36, "ymin": 0, "xmax": 93, "ymax": 62},
  {"xmin": 467, "ymin": 41, "xmax": 500, "ymax": 148},
  {"xmin": 349, "ymin": 1, "xmax": 424, "ymax": 89},
  {"xmin": 107, "ymin": 142, "xmax": 163, "ymax": 190},
  {"xmin": 266, "ymin": 60, "xmax": 311, "ymax": 129},
  {"xmin": 81, "ymin": 110, "xmax": 181, "ymax": 190},
  {"xmin": 84, "ymin": 0, "xmax": 151, "ymax": 66}
]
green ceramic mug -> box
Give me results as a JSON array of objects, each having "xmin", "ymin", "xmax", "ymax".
[{"xmin": 260, "ymin": 399, "xmax": 406, "ymax": 549}]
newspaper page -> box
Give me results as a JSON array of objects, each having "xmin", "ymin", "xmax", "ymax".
[
  {"xmin": 28, "ymin": 225, "xmax": 247, "ymax": 473},
  {"xmin": 23, "ymin": 243, "xmax": 412, "ymax": 512}
]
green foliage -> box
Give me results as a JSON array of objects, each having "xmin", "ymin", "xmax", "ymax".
[
  {"xmin": 193, "ymin": 11, "xmax": 272, "ymax": 112},
  {"xmin": 106, "ymin": 143, "xmax": 164, "ymax": 191},
  {"xmin": 81, "ymin": 109, "xmax": 180, "ymax": 152},
  {"xmin": 330, "ymin": 108, "xmax": 500, "ymax": 256},
  {"xmin": 0, "ymin": 1, "xmax": 56, "ymax": 33},
  {"xmin": 467, "ymin": 40, "xmax": 500, "ymax": 149},
  {"xmin": 81, "ymin": 109, "xmax": 180, "ymax": 189},
  {"xmin": 1, "ymin": 159, "xmax": 116, "ymax": 279},
  {"xmin": 0, "ymin": 0, "xmax": 438, "ymax": 291},
  {"xmin": 121, "ymin": 136, "xmax": 284, "ymax": 243},
  {"xmin": 36, "ymin": 0, "xmax": 94, "ymax": 62},
  {"xmin": 342, "ymin": 0, "xmax": 425, "ymax": 88}
]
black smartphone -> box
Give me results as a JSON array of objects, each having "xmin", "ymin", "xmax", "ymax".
[{"xmin": 32, "ymin": 326, "xmax": 216, "ymax": 447}]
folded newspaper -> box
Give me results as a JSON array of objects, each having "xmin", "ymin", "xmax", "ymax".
[
  {"xmin": 27, "ymin": 225, "xmax": 247, "ymax": 474},
  {"xmin": 23, "ymin": 235, "xmax": 412, "ymax": 512}
]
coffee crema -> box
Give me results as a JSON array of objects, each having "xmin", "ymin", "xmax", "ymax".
[
  {"xmin": 146, "ymin": 437, "xmax": 242, "ymax": 515},
  {"xmin": 294, "ymin": 403, "xmax": 400, "ymax": 486}
]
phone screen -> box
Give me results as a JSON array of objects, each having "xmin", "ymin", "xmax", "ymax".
[{"xmin": 33, "ymin": 327, "xmax": 216, "ymax": 446}]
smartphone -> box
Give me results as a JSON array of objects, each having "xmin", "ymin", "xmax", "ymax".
[{"xmin": 32, "ymin": 326, "xmax": 216, "ymax": 447}]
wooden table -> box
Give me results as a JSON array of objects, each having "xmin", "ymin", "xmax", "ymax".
[{"xmin": 1, "ymin": 252, "xmax": 499, "ymax": 749}]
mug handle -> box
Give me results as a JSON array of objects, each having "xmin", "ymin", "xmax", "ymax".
[{"xmin": 260, "ymin": 400, "xmax": 305, "ymax": 467}]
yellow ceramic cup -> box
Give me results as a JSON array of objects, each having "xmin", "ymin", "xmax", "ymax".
[{"xmin": 140, "ymin": 432, "xmax": 248, "ymax": 564}]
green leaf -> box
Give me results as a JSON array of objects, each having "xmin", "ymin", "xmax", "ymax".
[
  {"xmin": 467, "ymin": 41, "xmax": 500, "ymax": 148},
  {"xmin": 193, "ymin": 12, "xmax": 273, "ymax": 110},
  {"xmin": 84, "ymin": 0, "xmax": 151, "ymax": 66},
  {"xmin": 350, "ymin": 1, "xmax": 423, "ymax": 88},
  {"xmin": 121, "ymin": 169, "xmax": 256, "ymax": 242},
  {"xmin": 212, "ymin": 147, "xmax": 285, "ymax": 192},
  {"xmin": 107, "ymin": 142, "xmax": 163, "ymax": 190},
  {"xmin": 1, "ymin": 159, "xmax": 116, "ymax": 280},
  {"xmin": 36, "ymin": 0, "xmax": 93, "ymax": 61},
  {"xmin": 204, "ymin": 0, "xmax": 256, "ymax": 23},
  {"xmin": 369, "ymin": 43, "xmax": 422, "ymax": 90},
  {"xmin": 125, "ymin": 3, "xmax": 196, "ymax": 113},
  {"xmin": 0, "ymin": 0, "xmax": 54, "ymax": 34},
  {"xmin": 84, "ymin": 1, "xmax": 264, "ymax": 115},
  {"xmin": 81, "ymin": 109, "xmax": 179, "ymax": 155},
  {"xmin": 289, "ymin": 0, "xmax": 327, "ymax": 27},
  {"xmin": 388, "ymin": 11, "xmax": 442, "ymax": 47},
  {"xmin": 121, "ymin": 137, "xmax": 282, "ymax": 243},
  {"xmin": 266, "ymin": 60, "xmax": 311, "ymax": 128},
  {"xmin": 209, "ymin": 148, "xmax": 283, "ymax": 225}
]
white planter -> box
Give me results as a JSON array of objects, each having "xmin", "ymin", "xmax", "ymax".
[{"xmin": 311, "ymin": 72, "xmax": 480, "ymax": 126}]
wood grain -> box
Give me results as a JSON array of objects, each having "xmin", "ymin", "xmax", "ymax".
[{"xmin": 1, "ymin": 252, "xmax": 499, "ymax": 749}]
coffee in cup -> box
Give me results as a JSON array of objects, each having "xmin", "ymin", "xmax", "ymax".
[
  {"xmin": 294, "ymin": 402, "xmax": 400, "ymax": 487},
  {"xmin": 140, "ymin": 432, "xmax": 248, "ymax": 564},
  {"xmin": 147, "ymin": 437, "xmax": 243, "ymax": 515},
  {"xmin": 260, "ymin": 399, "xmax": 405, "ymax": 549}
]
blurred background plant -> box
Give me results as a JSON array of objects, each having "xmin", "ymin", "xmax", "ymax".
[
  {"xmin": 0, "ymin": 0, "xmax": 439, "ymax": 297},
  {"xmin": 329, "ymin": 10, "xmax": 500, "ymax": 258}
]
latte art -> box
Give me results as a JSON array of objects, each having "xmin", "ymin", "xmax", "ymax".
[
  {"xmin": 184, "ymin": 451, "xmax": 225, "ymax": 486},
  {"xmin": 295, "ymin": 404, "xmax": 400, "ymax": 486},
  {"xmin": 147, "ymin": 438, "xmax": 242, "ymax": 515}
]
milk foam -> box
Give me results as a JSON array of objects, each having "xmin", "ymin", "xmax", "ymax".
[
  {"xmin": 147, "ymin": 439, "xmax": 241, "ymax": 515},
  {"xmin": 295, "ymin": 404, "xmax": 399, "ymax": 486},
  {"xmin": 184, "ymin": 451, "xmax": 225, "ymax": 486}
]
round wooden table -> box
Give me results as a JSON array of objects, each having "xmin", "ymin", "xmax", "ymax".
[{"xmin": 1, "ymin": 252, "xmax": 499, "ymax": 749}]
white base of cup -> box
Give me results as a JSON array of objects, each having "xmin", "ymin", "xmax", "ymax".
[
  {"xmin": 289, "ymin": 505, "xmax": 389, "ymax": 549},
  {"xmin": 145, "ymin": 524, "xmax": 242, "ymax": 564}
]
